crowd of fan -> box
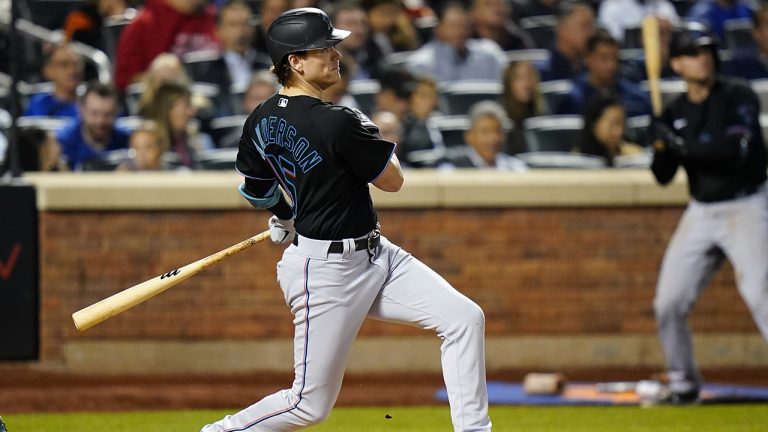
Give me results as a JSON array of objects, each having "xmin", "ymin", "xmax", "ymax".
[{"xmin": 1, "ymin": 0, "xmax": 766, "ymax": 173}]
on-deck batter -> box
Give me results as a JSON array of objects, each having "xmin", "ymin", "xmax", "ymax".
[
  {"xmin": 201, "ymin": 8, "xmax": 491, "ymax": 431},
  {"xmin": 650, "ymin": 29, "xmax": 768, "ymax": 403}
]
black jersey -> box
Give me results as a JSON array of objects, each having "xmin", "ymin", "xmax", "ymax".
[
  {"xmin": 652, "ymin": 77, "xmax": 768, "ymax": 202},
  {"xmin": 236, "ymin": 94, "xmax": 396, "ymax": 240}
]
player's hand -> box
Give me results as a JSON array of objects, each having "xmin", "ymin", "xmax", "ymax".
[
  {"xmin": 650, "ymin": 118, "xmax": 686, "ymax": 157},
  {"xmin": 268, "ymin": 216, "xmax": 296, "ymax": 245}
]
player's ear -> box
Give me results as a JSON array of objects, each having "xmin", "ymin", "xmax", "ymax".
[
  {"xmin": 669, "ymin": 57, "xmax": 682, "ymax": 75},
  {"xmin": 288, "ymin": 53, "xmax": 303, "ymax": 74}
]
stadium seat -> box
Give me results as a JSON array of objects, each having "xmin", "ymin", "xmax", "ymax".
[
  {"xmin": 538, "ymin": 80, "xmax": 573, "ymax": 113},
  {"xmin": 196, "ymin": 148, "xmax": 239, "ymax": 171},
  {"xmin": 115, "ymin": 116, "xmax": 143, "ymax": 133},
  {"xmin": 625, "ymin": 115, "xmax": 651, "ymax": 147},
  {"xmin": 438, "ymin": 81, "xmax": 502, "ymax": 115},
  {"xmin": 522, "ymin": 115, "xmax": 583, "ymax": 152},
  {"xmin": 724, "ymin": 18, "xmax": 755, "ymax": 51},
  {"xmin": 623, "ymin": 27, "xmax": 642, "ymax": 50},
  {"xmin": 519, "ymin": 15, "xmax": 557, "ymax": 49},
  {"xmin": 348, "ymin": 79, "xmax": 380, "ymax": 117},
  {"xmin": 515, "ymin": 151, "xmax": 607, "ymax": 169},
  {"xmin": 751, "ymin": 79, "xmax": 768, "ymax": 113},
  {"xmin": 209, "ymin": 115, "xmax": 248, "ymax": 148},
  {"xmin": 640, "ymin": 79, "xmax": 686, "ymax": 107},
  {"xmin": 427, "ymin": 115, "xmax": 471, "ymax": 147},
  {"xmin": 103, "ymin": 11, "xmax": 136, "ymax": 60},
  {"xmin": 16, "ymin": 116, "xmax": 70, "ymax": 131},
  {"xmin": 81, "ymin": 149, "xmax": 131, "ymax": 171},
  {"xmin": 505, "ymin": 49, "xmax": 551, "ymax": 71},
  {"xmin": 613, "ymin": 151, "xmax": 653, "ymax": 169}
]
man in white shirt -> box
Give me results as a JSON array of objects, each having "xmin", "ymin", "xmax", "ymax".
[
  {"xmin": 598, "ymin": 0, "xmax": 679, "ymax": 42},
  {"xmin": 406, "ymin": 2, "xmax": 507, "ymax": 84}
]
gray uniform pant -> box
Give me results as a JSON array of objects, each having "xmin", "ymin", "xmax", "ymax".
[
  {"xmin": 202, "ymin": 234, "xmax": 491, "ymax": 432},
  {"xmin": 654, "ymin": 187, "xmax": 768, "ymax": 390}
]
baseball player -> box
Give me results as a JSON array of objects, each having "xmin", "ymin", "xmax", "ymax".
[
  {"xmin": 650, "ymin": 29, "xmax": 768, "ymax": 403},
  {"xmin": 201, "ymin": 8, "xmax": 491, "ymax": 432}
]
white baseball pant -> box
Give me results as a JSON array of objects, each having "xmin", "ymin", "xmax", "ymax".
[{"xmin": 202, "ymin": 234, "xmax": 492, "ymax": 432}]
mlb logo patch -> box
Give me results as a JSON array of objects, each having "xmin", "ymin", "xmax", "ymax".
[{"xmin": 278, "ymin": 98, "xmax": 288, "ymax": 107}]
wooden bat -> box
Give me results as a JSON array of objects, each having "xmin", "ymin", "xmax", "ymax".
[
  {"xmin": 642, "ymin": 15, "xmax": 663, "ymax": 117},
  {"xmin": 72, "ymin": 230, "xmax": 271, "ymax": 331}
]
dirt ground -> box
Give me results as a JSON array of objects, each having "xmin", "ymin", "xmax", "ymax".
[{"xmin": 2, "ymin": 367, "xmax": 768, "ymax": 414}]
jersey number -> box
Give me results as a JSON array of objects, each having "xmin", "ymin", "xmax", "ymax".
[{"xmin": 267, "ymin": 154, "xmax": 299, "ymax": 218}]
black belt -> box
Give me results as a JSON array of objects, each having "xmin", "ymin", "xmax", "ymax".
[{"xmin": 292, "ymin": 235, "xmax": 380, "ymax": 253}]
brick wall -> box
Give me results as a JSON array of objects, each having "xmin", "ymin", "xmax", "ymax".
[{"xmin": 39, "ymin": 207, "xmax": 752, "ymax": 363}]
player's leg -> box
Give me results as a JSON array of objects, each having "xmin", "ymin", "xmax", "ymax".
[
  {"xmin": 717, "ymin": 191, "xmax": 768, "ymax": 340},
  {"xmin": 202, "ymin": 248, "xmax": 384, "ymax": 432},
  {"xmin": 367, "ymin": 237, "xmax": 491, "ymax": 432},
  {"xmin": 654, "ymin": 204, "xmax": 724, "ymax": 398}
]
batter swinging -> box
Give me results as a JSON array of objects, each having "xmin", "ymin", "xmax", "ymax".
[{"xmin": 201, "ymin": 8, "xmax": 491, "ymax": 432}]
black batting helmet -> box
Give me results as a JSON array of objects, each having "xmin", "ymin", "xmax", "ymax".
[
  {"xmin": 266, "ymin": 8, "xmax": 350, "ymax": 67},
  {"xmin": 669, "ymin": 27, "xmax": 720, "ymax": 71}
]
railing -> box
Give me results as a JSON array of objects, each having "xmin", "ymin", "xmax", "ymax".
[{"xmin": 14, "ymin": 18, "xmax": 113, "ymax": 84}]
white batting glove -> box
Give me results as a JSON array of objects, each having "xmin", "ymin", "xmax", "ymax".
[{"xmin": 268, "ymin": 216, "xmax": 296, "ymax": 245}]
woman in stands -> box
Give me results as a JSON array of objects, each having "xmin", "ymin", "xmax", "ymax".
[
  {"xmin": 145, "ymin": 82, "xmax": 213, "ymax": 169},
  {"xmin": 501, "ymin": 60, "xmax": 548, "ymax": 154},
  {"xmin": 577, "ymin": 95, "xmax": 643, "ymax": 167}
]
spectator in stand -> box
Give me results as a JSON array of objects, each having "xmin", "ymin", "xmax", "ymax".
[
  {"xmin": 363, "ymin": 0, "xmax": 421, "ymax": 79},
  {"xmin": 242, "ymin": 70, "xmax": 280, "ymax": 114},
  {"xmin": 24, "ymin": 44, "xmax": 83, "ymax": 118},
  {"xmin": 598, "ymin": 0, "xmax": 679, "ymax": 43},
  {"xmin": 56, "ymin": 83, "xmax": 130, "ymax": 170},
  {"xmin": 556, "ymin": 30, "xmax": 651, "ymax": 118},
  {"xmin": 145, "ymin": 82, "xmax": 214, "ymax": 169},
  {"xmin": 470, "ymin": 0, "xmax": 535, "ymax": 51},
  {"xmin": 197, "ymin": 0, "xmax": 269, "ymax": 91},
  {"xmin": 136, "ymin": 53, "xmax": 192, "ymax": 116},
  {"xmin": 576, "ymin": 95, "xmax": 644, "ymax": 167},
  {"xmin": 371, "ymin": 110, "xmax": 402, "ymax": 144},
  {"xmin": 501, "ymin": 61, "xmax": 548, "ymax": 155},
  {"xmin": 538, "ymin": 1, "xmax": 595, "ymax": 82},
  {"xmin": 445, "ymin": 100, "xmax": 527, "ymax": 170},
  {"xmin": 2, "ymin": 127, "xmax": 68, "ymax": 173},
  {"xmin": 400, "ymin": 76, "xmax": 445, "ymax": 167},
  {"xmin": 687, "ymin": 0, "xmax": 754, "ymax": 41},
  {"xmin": 63, "ymin": 0, "xmax": 132, "ymax": 52},
  {"xmin": 406, "ymin": 2, "xmax": 507, "ymax": 84},
  {"xmin": 331, "ymin": 1, "xmax": 373, "ymax": 81},
  {"xmin": 114, "ymin": 0, "xmax": 219, "ymax": 91},
  {"xmin": 725, "ymin": 1, "xmax": 768, "ymax": 80},
  {"xmin": 252, "ymin": 0, "xmax": 290, "ymax": 62},
  {"xmin": 117, "ymin": 121, "xmax": 170, "ymax": 171},
  {"xmin": 374, "ymin": 67, "xmax": 415, "ymax": 122}
]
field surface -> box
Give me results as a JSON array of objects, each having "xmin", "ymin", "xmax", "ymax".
[{"xmin": 3, "ymin": 405, "xmax": 768, "ymax": 432}]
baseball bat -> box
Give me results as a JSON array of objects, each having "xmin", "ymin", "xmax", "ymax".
[
  {"xmin": 642, "ymin": 15, "xmax": 663, "ymax": 117},
  {"xmin": 72, "ymin": 230, "xmax": 271, "ymax": 331}
]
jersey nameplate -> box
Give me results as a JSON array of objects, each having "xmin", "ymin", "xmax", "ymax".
[{"xmin": 254, "ymin": 116, "xmax": 324, "ymax": 173}]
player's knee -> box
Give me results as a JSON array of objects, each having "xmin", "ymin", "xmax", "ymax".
[
  {"xmin": 294, "ymin": 401, "xmax": 333, "ymax": 426},
  {"xmin": 654, "ymin": 295, "xmax": 688, "ymax": 323},
  {"xmin": 449, "ymin": 301, "xmax": 486, "ymax": 334}
]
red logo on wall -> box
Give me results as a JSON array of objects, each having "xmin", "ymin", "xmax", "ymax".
[{"xmin": 0, "ymin": 243, "xmax": 21, "ymax": 281}]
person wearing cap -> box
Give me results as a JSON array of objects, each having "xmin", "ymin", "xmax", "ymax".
[
  {"xmin": 648, "ymin": 28, "xmax": 768, "ymax": 404},
  {"xmin": 200, "ymin": 8, "xmax": 492, "ymax": 432}
]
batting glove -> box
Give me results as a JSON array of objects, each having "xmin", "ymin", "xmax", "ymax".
[{"xmin": 268, "ymin": 216, "xmax": 296, "ymax": 245}]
